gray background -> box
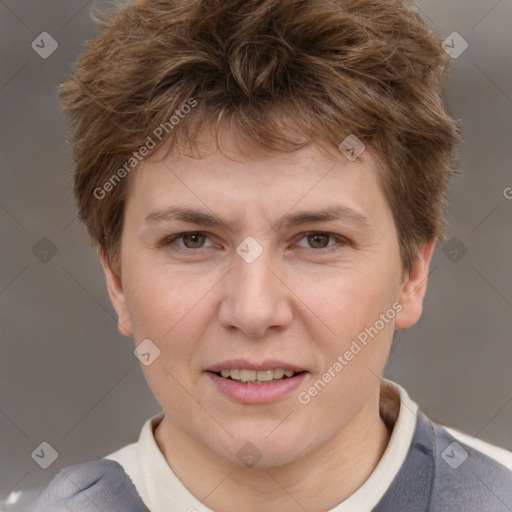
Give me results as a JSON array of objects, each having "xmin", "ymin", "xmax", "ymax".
[{"xmin": 0, "ymin": 0, "xmax": 511, "ymax": 510}]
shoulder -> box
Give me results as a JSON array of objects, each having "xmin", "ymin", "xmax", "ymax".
[
  {"xmin": 444, "ymin": 425, "xmax": 512, "ymax": 470},
  {"xmin": 428, "ymin": 417, "xmax": 512, "ymax": 511},
  {"xmin": 31, "ymin": 458, "xmax": 150, "ymax": 512}
]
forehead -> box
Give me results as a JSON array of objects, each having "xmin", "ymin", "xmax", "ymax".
[{"xmin": 124, "ymin": 131, "xmax": 390, "ymax": 230}]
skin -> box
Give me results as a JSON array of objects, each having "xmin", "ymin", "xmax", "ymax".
[{"xmin": 100, "ymin": 129, "xmax": 435, "ymax": 512}]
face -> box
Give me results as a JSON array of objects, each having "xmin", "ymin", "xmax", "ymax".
[{"xmin": 101, "ymin": 130, "xmax": 434, "ymax": 469}]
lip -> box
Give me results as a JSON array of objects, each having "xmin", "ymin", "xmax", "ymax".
[
  {"xmin": 205, "ymin": 362, "xmax": 309, "ymax": 405},
  {"xmin": 206, "ymin": 359, "xmax": 306, "ymax": 373}
]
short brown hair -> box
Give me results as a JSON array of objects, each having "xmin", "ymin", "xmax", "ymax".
[{"xmin": 59, "ymin": 0, "xmax": 461, "ymax": 276}]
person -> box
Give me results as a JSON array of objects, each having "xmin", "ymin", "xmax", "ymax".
[{"xmin": 32, "ymin": 0, "xmax": 512, "ymax": 510}]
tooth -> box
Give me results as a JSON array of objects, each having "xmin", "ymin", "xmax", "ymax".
[
  {"xmin": 256, "ymin": 370, "xmax": 273, "ymax": 381},
  {"xmin": 273, "ymin": 369, "xmax": 285, "ymax": 379},
  {"xmin": 240, "ymin": 369, "xmax": 257, "ymax": 382},
  {"xmin": 219, "ymin": 368, "xmax": 298, "ymax": 382}
]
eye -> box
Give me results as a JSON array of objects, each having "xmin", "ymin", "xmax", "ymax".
[
  {"xmin": 163, "ymin": 232, "xmax": 215, "ymax": 250},
  {"xmin": 295, "ymin": 232, "xmax": 347, "ymax": 251},
  {"xmin": 160, "ymin": 231, "xmax": 348, "ymax": 253}
]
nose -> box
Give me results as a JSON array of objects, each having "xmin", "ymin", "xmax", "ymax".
[{"xmin": 218, "ymin": 245, "xmax": 293, "ymax": 339}]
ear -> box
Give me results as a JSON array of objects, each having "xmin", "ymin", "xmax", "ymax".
[
  {"xmin": 98, "ymin": 247, "xmax": 133, "ymax": 337},
  {"xmin": 394, "ymin": 238, "xmax": 436, "ymax": 329}
]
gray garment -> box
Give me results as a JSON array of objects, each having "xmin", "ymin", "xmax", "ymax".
[
  {"xmin": 374, "ymin": 411, "xmax": 512, "ymax": 511},
  {"xmin": 31, "ymin": 411, "xmax": 512, "ymax": 511},
  {"xmin": 31, "ymin": 457, "xmax": 150, "ymax": 512}
]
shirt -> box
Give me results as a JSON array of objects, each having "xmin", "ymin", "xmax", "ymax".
[{"xmin": 32, "ymin": 379, "xmax": 512, "ymax": 511}]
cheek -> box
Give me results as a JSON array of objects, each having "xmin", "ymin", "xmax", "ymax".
[
  {"xmin": 123, "ymin": 266, "xmax": 215, "ymax": 407},
  {"xmin": 297, "ymin": 265, "xmax": 398, "ymax": 341},
  {"xmin": 122, "ymin": 255, "xmax": 216, "ymax": 339},
  {"xmin": 296, "ymin": 272, "xmax": 397, "ymax": 419},
  {"xmin": 295, "ymin": 267, "xmax": 399, "ymax": 405}
]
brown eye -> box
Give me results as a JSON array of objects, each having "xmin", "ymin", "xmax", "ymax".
[
  {"xmin": 295, "ymin": 232, "xmax": 348, "ymax": 252},
  {"xmin": 306, "ymin": 233, "xmax": 331, "ymax": 249},
  {"xmin": 160, "ymin": 231, "xmax": 216, "ymax": 252},
  {"xmin": 181, "ymin": 232, "xmax": 207, "ymax": 248}
]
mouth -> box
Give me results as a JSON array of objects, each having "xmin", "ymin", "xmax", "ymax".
[
  {"xmin": 205, "ymin": 360, "xmax": 308, "ymax": 404},
  {"xmin": 210, "ymin": 368, "xmax": 306, "ymax": 385}
]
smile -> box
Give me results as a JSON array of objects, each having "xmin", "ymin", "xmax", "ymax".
[{"xmin": 215, "ymin": 368, "xmax": 298, "ymax": 384}]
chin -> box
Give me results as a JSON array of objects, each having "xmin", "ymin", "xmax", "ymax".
[{"xmin": 212, "ymin": 427, "xmax": 312, "ymax": 469}]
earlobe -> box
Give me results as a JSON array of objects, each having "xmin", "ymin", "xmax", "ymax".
[
  {"xmin": 394, "ymin": 239, "xmax": 436, "ymax": 330},
  {"xmin": 98, "ymin": 247, "xmax": 134, "ymax": 337}
]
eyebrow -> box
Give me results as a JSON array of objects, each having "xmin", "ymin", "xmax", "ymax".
[{"xmin": 144, "ymin": 205, "xmax": 371, "ymax": 231}]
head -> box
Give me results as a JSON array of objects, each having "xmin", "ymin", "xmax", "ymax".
[{"xmin": 59, "ymin": 0, "xmax": 460, "ymax": 468}]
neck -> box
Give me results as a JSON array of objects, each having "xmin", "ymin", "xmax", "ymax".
[{"xmin": 155, "ymin": 389, "xmax": 391, "ymax": 512}]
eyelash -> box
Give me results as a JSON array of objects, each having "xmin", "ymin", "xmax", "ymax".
[{"xmin": 160, "ymin": 231, "xmax": 350, "ymax": 254}]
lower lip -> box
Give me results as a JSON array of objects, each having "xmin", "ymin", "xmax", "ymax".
[{"xmin": 206, "ymin": 372, "xmax": 308, "ymax": 404}]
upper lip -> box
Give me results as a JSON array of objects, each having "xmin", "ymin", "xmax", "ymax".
[{"xmin": 206, "ymin": 359, "xmax": 306, "ymax": 373}]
